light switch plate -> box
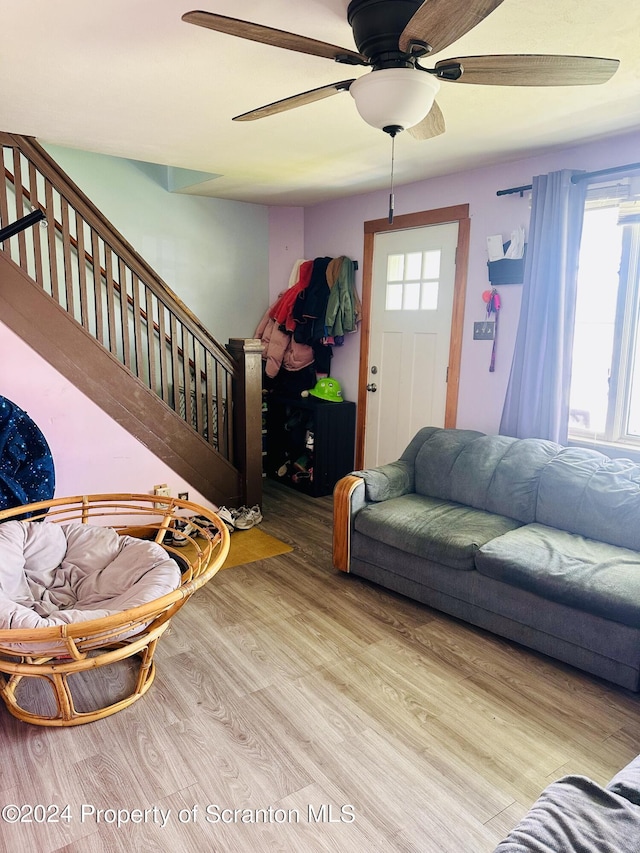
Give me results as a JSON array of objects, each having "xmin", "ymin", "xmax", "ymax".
[{"xmin": 473, "ymin": 321, "xmax": 495, "ymax": 340}]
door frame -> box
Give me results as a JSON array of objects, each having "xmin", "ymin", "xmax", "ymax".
[{"xmin": 356, "ymin": 204, "xmax": 470, "ymax": 468}]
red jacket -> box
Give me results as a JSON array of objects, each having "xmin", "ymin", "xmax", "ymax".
[{"xmin": 270, "ymin": 260, "xmax": 313, "ymax": 332}]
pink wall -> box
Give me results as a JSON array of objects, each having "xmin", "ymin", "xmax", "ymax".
[
  {"xmin": 302, "ymin": 129, "xmax": 640, "ymax": 435},
  {"xmin": 268, "ymin": 206, "xmax": 305, "ymax": 305},
  {"xmin": 0, "ymin": 322, "xmax": 216, "ymax": 510}
]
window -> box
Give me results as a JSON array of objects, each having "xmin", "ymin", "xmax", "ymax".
[
  {"xmin": 385, "ymin": 249, "xmax": 441, "ymax": 311},
  {"xmin": 569, "ymin": 184, "xmax": 640, "ymax": 449}
]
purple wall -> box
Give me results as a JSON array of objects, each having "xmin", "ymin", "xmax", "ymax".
[
  {"xmin": 301, "ymin": 129, "xmax": 640, "ymax": 435},
  {"xmin": 268, "ymin": 207, "xmax": 305, "ymax": 306}
]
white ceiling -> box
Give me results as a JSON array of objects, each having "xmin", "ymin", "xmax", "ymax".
[{"xmin": 2, "ymin": 0, "xmax": 639, "ymax": 205}]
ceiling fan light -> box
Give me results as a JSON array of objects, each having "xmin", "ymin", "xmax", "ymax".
[{"xmin": 350, "ymin": 68, "xmax": 440, "ymax": 131}]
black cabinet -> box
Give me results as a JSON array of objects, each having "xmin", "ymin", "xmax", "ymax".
[{"xmin": 264, "ymin": 394, "xmax": 356, "ymax": 497}]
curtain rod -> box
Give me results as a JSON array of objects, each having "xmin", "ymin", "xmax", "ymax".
[
  {"xmin": 497, "ymin": 161, "xmax": 640, "ymax": 197},
  {"xmin": 496, "ymin": 183, "xmax": 532, "ymax": 197},
  {"xmin": 571, "ymin": 161, "xmax": 640, "ymax": 184}
]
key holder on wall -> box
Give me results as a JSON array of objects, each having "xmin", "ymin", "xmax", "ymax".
[{"xmin": 482, "ymin": 288, "xmax": 501, "ymax": 373}]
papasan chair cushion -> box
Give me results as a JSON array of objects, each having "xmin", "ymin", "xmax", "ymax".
[
  {"xmin": 0, "ymin": 520, "xmax": 181, "ymax": 632},
  {"xmin": 0, "ymin": 396, "xmax": 55, "ymax": 514}
]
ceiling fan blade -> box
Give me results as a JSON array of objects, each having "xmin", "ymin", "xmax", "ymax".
[
  {"xmin": 436, "ymin": 54, "xmax": 620, "ymax": 85},
  {"xmin": 407, "ymin": 102, "xmax": 446, "ymax": 140},
  {"xmin": 233, "ymin": 80, "xmax": 355, "ymax": 122},
  {"xmin": 399, "ymin": 0, "xmax": 505, "ymax": 56},
  {"xmin": 182, "ymin": 11, "xmax": 367, "ymax": 65}
]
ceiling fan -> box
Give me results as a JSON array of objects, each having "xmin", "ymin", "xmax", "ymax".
[{"xmin": 182, "ymin": 0, "xmax": 620, "ymax": 141}]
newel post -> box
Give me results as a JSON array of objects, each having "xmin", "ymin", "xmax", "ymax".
[{"xmin": 227, "ymin": 337, "xmax": 263, "ymax": 508}]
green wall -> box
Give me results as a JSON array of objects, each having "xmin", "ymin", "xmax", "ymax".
[{"xmin": 43, "ymin": 144, "xmax": 269, "ymax": 343}]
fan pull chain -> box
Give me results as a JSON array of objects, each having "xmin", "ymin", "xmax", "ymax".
[{"xmin": 388, "ymin": 132, "xmax": 396, "ymax": 224}]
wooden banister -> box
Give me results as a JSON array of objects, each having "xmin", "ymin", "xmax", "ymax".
[
  {"xmin": 226, "ymin": 338, "xmax": 263, "ymax": 508},
  {"xmin": 0, "ymin": 132, "xmax": 262, "ymax": 506},
  {"xmin": 2, "ymin": 135, "xmax": 235, "ymax": 373}
]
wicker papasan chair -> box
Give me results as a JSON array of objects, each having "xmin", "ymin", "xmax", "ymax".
[{"xmin": 0, "ymin": 494, "xmax": 229, "ymax": 726}]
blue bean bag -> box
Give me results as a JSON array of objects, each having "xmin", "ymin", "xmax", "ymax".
[{"xmin": 0, "ymin": 396, "xmax": 55, "ymax": 515}]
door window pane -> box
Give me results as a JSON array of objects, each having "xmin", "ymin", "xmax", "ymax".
[
  {"xmin": 404, "ymin": 281, "xmax": 420, "ymax": 310},
  {"xmin": 423, "ymin": 250, "xmax": 441, "ymax": 279},
  {"xmin": 405, "ymin": 252, "xmax": 422, "ymax": 280},
  {"xmin": 387, "ymin": 254, "xmax": 404, "ymax": 282},
  {"xmin": 386, "ymin": 282, "xmax": 403, "ymax": 310},
  {"xmin": 384, "ymin": 249, "xmax": 442, "ymax": 312},
  {"xmin": 421, "ymin": 281, "xmax": 439, "ymax": 311}
]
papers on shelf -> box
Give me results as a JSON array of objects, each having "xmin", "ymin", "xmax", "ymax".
[
  {"xmin": 486, "ymin": 234, "xmax": 505, "ymax": 261},
  {"xmin": 486, "ymin": 227, "xmax": 525, "ymax": 261},
  {"xmin": 505, "ymin": 227, "xmax": 525, "ymax": 259}
]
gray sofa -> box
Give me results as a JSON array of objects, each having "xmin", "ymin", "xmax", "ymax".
[
  {"xmin": 333, "ymin": 427, "xmax": 640, "ymax": 690},
  {"xmin": 493, "ymin": 754, "xmax": 640, "ymax": 852}
]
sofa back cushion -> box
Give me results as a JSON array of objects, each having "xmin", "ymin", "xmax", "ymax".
[
  {"xmin": 414, "ymin": 429, "xmax": 560, "ymax": 523},
  {"xmin": 414, "ymin": 428, "xmax": 485, "ymax": 500},
  {"xmin": 457, "ymin": 435, "xmax": 560, "ymax": 522},
  {"xmin": 536, "ymin": 447, "xmax": 640, "ymax": 551}
]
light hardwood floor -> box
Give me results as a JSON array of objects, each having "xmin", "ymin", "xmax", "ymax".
[{"xmin": 1, "ymin": 480, "xmax": 640, "ymax": 852}]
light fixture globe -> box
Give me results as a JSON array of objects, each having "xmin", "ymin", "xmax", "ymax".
[{"xmin": 350, "ymin": 68, "xmax": 440, "ymax": 133}]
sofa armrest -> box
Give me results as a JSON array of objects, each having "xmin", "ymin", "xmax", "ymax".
[
  {"xmin": 333, "ymin": 461, "xmax": 415, "ymax": 572},
  {"xmin": 352, "ymin": 460, "xmax": 415, "ymax": 502},
  {"xmin": 333, "ymin": 475, "xmax": 366, "ymax": 573}
]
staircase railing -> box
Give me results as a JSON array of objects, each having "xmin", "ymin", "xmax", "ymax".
[{"xmin": 0, "ymin": 132, "xmax": 262, "ymax": 506}]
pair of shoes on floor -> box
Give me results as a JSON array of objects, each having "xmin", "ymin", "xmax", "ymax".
[
  {"xmin": 216, "ymin": 504, "xmax": 262, "ymax": 533},
  {"xmin": 170, "ymin": 513, "xmax": 229, "ymax": 545},
  {"xmin": 216, "ymin": 504, "xmax": 263, "ymax": 531},
  {"xmin": 233, "ymin": 505, "xmax": 263, "ymax": 530}
]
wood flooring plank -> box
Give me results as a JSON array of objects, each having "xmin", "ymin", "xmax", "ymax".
[
  {"xmin": 545, "ymin": 726, "xmax": 640, "ymax": 788},
  {"xmin": 163, "ymin": 654, "xmax": 314, "ymax": 805},
  {"xmin": 1, "ymin": 478, "xmax": 640, "ymax": 852},
  {"xmin": 311, "ymin": 725, "xmax": 500, "ymax": 851},
  {"xmin": 484, "ymin": 801, "xmax": 532, "ymax": 842},
  {"xmin": 274, "ymin": 782, "xmax": 384, "ymax": 853}
]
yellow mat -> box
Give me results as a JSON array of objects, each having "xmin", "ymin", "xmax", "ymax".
[{"xmin": 220, "ymin": 526, "xmax": 293, "ymax": 570}]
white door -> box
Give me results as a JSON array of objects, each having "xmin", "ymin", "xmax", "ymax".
[{"xmin": 364, "ymin": 221, "xmax": 459, "ymax": 467}]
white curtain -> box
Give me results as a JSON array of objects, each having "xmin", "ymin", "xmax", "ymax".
[{"xmin": 500, "ymin": 169, "xmax": 587, "ymax": 444}]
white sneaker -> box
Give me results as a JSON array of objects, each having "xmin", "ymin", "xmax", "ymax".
[
  {"xmin": 216, "ymin": 506, "xmax": 236, "ymax": 533},
  {"xmin": 233, "ymin": 505, "xmax": 263, "ymax": 530},
  {"xmin": 171, "ymin": 519, "xmax": 197, "ymax": 546}
]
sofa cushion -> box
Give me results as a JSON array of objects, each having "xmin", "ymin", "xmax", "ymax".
[
  {"xmin": 451, "ymin": 436, "xmax": 559, "ymax": 522},
  {"xmin": 476, "ymin": 523, "xmax": 640, "ymax": 629},
  {"xmin": 413, "ymin": 429, "xmax": 560, "ymax": 523},
  {"xmin": 536, "ymin": 447, "xmax": 640, "ymax": 552},
  {"xmin": 413, "ymin": 428, "xmax": 485, "ymax": 500},
  {"xmin": 353, "ymin": 493, "xmax": 522, "ymax": 571}
]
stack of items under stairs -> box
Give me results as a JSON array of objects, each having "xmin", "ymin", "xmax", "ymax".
[{"xmin": 168, "ymin": 505, "xmax": 262, "ymax": 545}]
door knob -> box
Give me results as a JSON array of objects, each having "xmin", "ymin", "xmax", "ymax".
[{"xmin": 366, "ymin": 383, "xmax": 377, "ymax": 392}]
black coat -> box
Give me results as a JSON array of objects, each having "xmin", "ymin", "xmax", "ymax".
[{"xmin": 293, "ymin": 257, "xmax": 332, "ymax": 344}]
